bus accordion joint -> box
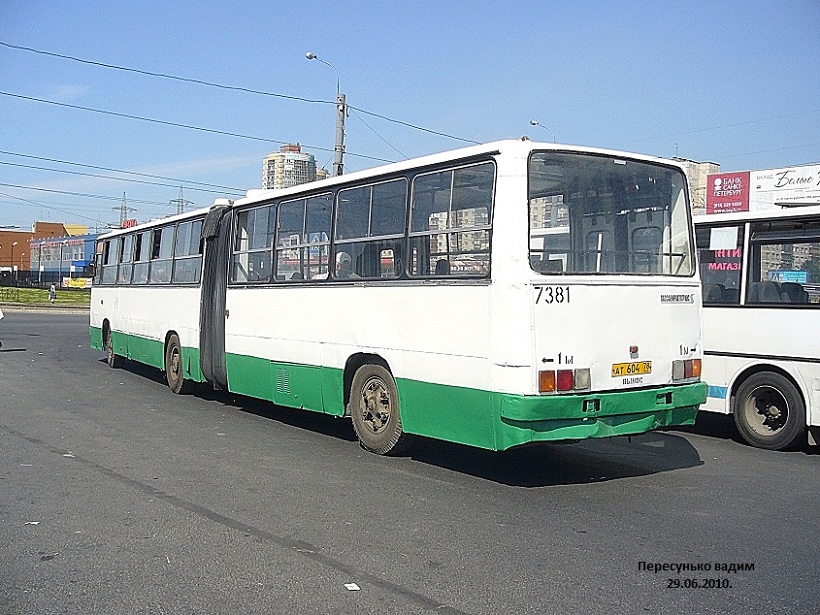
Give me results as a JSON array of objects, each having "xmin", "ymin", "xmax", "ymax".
[
  {"xmin": 539, "ymin": 368, "xmax": 591, "ymax": 393},
  {"xmin": 672, "ymin": 358, "xmax": 701, "ymax": 382}
]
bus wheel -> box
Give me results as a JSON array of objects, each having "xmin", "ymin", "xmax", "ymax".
[
  {"xmin": 105, "ymin": 328, "xmax": 121, "ymax": 369},
  {"xmin": 348, "ymin": 364, "xmax": 411, "ymax": 455},
  {"xmin": 733, "ymin": 372, "xmax": 806, "ymax": 450},
  {"xmin": 164, "ymin": 334, "xmax": 190, "ymax": 395}
]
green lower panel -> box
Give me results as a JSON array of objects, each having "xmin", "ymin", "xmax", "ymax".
[
  {"xmin": 89, "ymin": 326, "xmax": 103, "ymax": 351},
  {"xmin": 88, "ymin": 327, "xmax": 204, "ymax": 382},
  {"xmin": 397, "ymin": 379, "xmax": 705, "ymax": 451},
  {"xmin": 120, "ymin": 333, "xmax": 165, "ymax": 370},
  {"xmin": 98, "ymin": 335, "xmax": 705, "ymax": 451},
  {"xmin": 225, "ymin": 354, "xmax": 327, "ymax": 412},
  {"xmin": 396, "ymin": 378, "xmax": 497, "ymax": 449},
  {"xmin": 491, "ymin": 382, "xmax": 705, "ymax": 450}
]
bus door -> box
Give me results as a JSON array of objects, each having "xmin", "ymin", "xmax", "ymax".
[{"xmin": 200, "ymin": 205, "xmax": 232, "ymax": 390}]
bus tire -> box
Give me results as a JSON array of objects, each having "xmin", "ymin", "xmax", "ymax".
[
  {"xmin": 733, "ymin": 371, "xmax": 806, "ymax": 450},
  {"xmin": 105, "ymin": 327, "xmax": 121, "ymax": 369},
  {"xmin": 348, "ymin": 364, "xmax": 411, "ymax": 455},
  {"xmin": 165, "ymin": 334, "xmax": 191, "ymax": 395}
]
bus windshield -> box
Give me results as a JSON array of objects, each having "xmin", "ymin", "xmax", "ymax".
[{"xmin": 528, "ymin": 152, "xmax": 694, "ymax": 276}]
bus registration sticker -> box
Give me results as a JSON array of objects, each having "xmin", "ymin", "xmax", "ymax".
[{"xmin": 611, "ymin": 361, "xmax": 652, "ymax": 377}]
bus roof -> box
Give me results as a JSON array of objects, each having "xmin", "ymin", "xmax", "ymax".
[
  {"xmin": 96, "ymin": 139, "xmax": 687, "ymax": 240},
  {"xmin": 694, "ymin": 204, "xmax": 820, "ymax": 225}
]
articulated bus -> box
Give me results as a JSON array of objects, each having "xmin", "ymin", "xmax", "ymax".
[
  {"xmin": 695, "ymin": 205, "xmax": 820, "ymax": 450},
  {"xmin": 90, "ymin": 139, "xmax": 706, "ymax": 455}
]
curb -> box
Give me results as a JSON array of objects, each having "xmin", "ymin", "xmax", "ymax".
[{"xmin": 0, "ymin": 303, "xmax": 89, "ymax": 313}]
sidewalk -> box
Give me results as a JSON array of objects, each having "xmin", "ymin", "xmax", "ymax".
[{"xmin": 0, "ymin": 302, "xmax": 89, "ymax": 313}]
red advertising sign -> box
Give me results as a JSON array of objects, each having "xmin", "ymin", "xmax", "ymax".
[{"xmin": 706, "ymin": 171, "xmax": 750, "ymax": 214}]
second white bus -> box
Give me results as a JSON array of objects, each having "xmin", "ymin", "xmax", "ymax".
[{"xmin": 695, "ymin": 205, "xmax": 820, "ymax": 449}]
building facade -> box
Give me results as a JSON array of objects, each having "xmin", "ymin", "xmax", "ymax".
[
  {"xmin": 674, "ymin": 157, "xmax": 721, "ymax": 214},
  {"xmin": 262, "ymin": 144, "xmax": 319, "ymax": 189}
]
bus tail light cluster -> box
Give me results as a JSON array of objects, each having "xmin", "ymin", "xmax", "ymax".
[
  {"xmin": 539, "ymin": 368, "xmax": 591, "ymax": 393},
  {"xmin": 672, "ymin": 358, "xmax": 701, "ymax": 381}
]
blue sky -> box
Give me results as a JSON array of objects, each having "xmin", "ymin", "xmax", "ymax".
[{"xmin": 1, "ymin": 0, "xmax": 818, "ymax": 230}]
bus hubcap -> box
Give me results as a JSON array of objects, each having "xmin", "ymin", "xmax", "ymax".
[
  {"xmin": 360, "ymin": 377, "xmax": 390, "ymax": 434},
  {"xmin": 745, "ymin": 386, "xmax": 787, "ymax": 435}
]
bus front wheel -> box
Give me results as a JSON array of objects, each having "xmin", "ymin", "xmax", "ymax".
[
  {"xmin": 165, "ymin": 334, "xmax": 191, "ymax": 395},
  {"xmin": 348, "ymin": 364, "xmax": 411, "ymax": 455},
  {"xmin": 733, "ymin": 372, "xmax": 806, "ymax": 450}
]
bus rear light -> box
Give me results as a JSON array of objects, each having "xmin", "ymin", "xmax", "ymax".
[
  {"xmin": 574, "ymin": 368, "xmax": 591, "ymax": 390},
  {"xmin": 557, "ymin": 369, "xmax": 574, "ymax": 391},
  {"xmin": 673, "ymin": 359, "xmax": 701, "ymax": 382},
  {"xmin": 539, "ymin": 370, "xmax": 556, "ymax": 393},
  {"xmin": 539, "ymin": 368, "xmax": 590, "ymax": 393}
]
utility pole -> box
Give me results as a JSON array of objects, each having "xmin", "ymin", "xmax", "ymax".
[
  {"xmin": 113, "ymin": 192, "xmax": 136, "ymax": 228},
  {"xmin": 306, "ymin": 52, "xmax": 346, "ymax": 176},
  {"xmin": 169, "ymin": 187, "xmax": 193, "ymax": 215}
]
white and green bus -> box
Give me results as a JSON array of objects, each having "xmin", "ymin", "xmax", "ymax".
[
  {"xmin": 91, "ymin": 139, "xmax": 706, "ymax": 455},
  {"xmin": 695, "ymin": 205, "xmax": 820, "ymax": 450}
]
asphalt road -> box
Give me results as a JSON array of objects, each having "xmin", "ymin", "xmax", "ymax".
[{"xmin": 1, "ymin": 311, "xmax": 818, "ymax": 615}]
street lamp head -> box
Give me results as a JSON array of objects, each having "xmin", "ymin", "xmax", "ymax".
[
  {"xmin": 529, "ymin": 119, "xmax": 556, "ymax": 143},
  {"xmin": 305, "ymin": 51, "xmax": 317, "ymax": 60}
]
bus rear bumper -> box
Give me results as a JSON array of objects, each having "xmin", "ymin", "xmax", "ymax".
[{"xmin": 495, "ymin": 382, "xmax": 706, "ymax": 450}]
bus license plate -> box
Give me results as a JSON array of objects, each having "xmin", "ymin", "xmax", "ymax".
[{"xmin": 611, "ymin": 361, "xmax": 652, "ymax": 377}]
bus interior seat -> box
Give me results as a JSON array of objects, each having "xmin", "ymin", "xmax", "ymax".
[
  {"xmin": 531, "ymin": 258, "xmax": 564, "ymax": 273},
  {"xmin": 780, "ymin": 281, "xmax": 808, "ymax": 303},
  {"xmin": 750, "ymin": 281, "xmax": 785, "ymax": 303},
  {"xmin": 722, "ymin": 287, "xmax": 740, "ymax": 303},
  {"xmin": 703, "ymin": 283, "xmax": 723, "ymax": 303},
  {"xmin": 290, "ymin": 271, "xmax": 304, "ymax": 281},
  {"xmin": 435, "ymin": 259, "xmax": 450, "ymax": 275}
]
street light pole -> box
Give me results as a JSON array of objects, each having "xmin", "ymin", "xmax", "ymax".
[
  {"xmin": 11, "ymin": 241, "xmax": 17, "ymax": 285},
  {"xmin": 306, "ymin": 51, "xmax": 346, "ymax": 176},
  {"xmin": 529, "ymin": 119, "xmax": 556, "ymax": 143},
  {"xmin": 59, "ymin": 240, "xmax": 65, "ymax": 287}
]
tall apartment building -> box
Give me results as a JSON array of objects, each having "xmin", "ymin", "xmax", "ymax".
[{"xmin": 262, "ymin": 144, "xmax": 319, "ymax": 189}]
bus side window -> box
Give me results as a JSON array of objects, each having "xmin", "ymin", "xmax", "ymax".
[
  {"xmin": 132, "ymin": 231, "xmax": 151, "ymax": 285},
  {"xmin": 148, "ymin": 225, "xmax": 174, "ymax": 284},
  {"xmin": 409, "ymin": 162, "xmax": 493, "ymax": 277},
  {"xmin": 336, "ymin": 180, "xmax": 406, "ymax": 280},
  {"xmin": 101, "ymin": 237, "xmax": 120, "ymax": 284}
]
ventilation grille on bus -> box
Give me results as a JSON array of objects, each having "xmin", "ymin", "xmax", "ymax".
[{"xmin": 276, "ymin": 368, "xmax": 290, "ymax": 395}]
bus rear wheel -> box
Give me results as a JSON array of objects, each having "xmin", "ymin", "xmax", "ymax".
[
  {"xmin": 733, "ymin": 371, "xmax": 805, "ymax": 450},
  {"xmin": 165, "ymin": 334, "xmax": 191, "ymax": 395},
  {"xmin": 104, "ymin": 327, "xmax": 121, "ymax": 369},
  {"xmin": 348, "ymin": 364, "xmax": 411, "ymax": 455}
]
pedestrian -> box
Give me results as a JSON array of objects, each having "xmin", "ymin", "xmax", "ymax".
[
  {"xmin": 49, "ymin": 283, "xmax": 57, "ymax": 303},
  {"xmin": 0, "ymin": 306, "xmax": 4, "ymax": 347}
]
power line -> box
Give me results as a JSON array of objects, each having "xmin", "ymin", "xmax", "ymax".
[
  {"xmin": 0, "ymin": 160, "xmax": 246, "ymax": 196},
  {"xmin": 349, "ymin": 109, "xmax": 408, "ymax": 159},
  {"xmin": 620, "ymin": 109, "xmax": 820, "ymax": 146},
  {"xmin": 0, "ymin": 40, "xmax": 479, "ymax": 145},
  {"xmin": 0, "ymin": 190, "xmax": 119, "ymax": 225},
  {"xmin": 348, "ymin": 105, "xmax": 479, "ymax": 144},
  {"xmin": 0, "ymin": 149, "xmax": 245, "ymax": 193},
  {"xmin": 0, "ymin": 91, "xmax": 395, "ymax": 164},
  {"xmin": 0, "ymin": 41, "xmax": 328, "ymax": 105},
  {"xmin": 0, "ymin": 182, "xmax": 170, "ymax": 206}
]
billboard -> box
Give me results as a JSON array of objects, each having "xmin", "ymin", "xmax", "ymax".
[
  {"xmin": 750, "ymin": 164, "xmax": 820, "ymax": 210},
  {"xmin": 706, "ymin": 164, "xmax": 820, "ymax": 214},
  {"xmin": 706, "ymin": 171, "xmax": 750, "ymax": 214}
]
